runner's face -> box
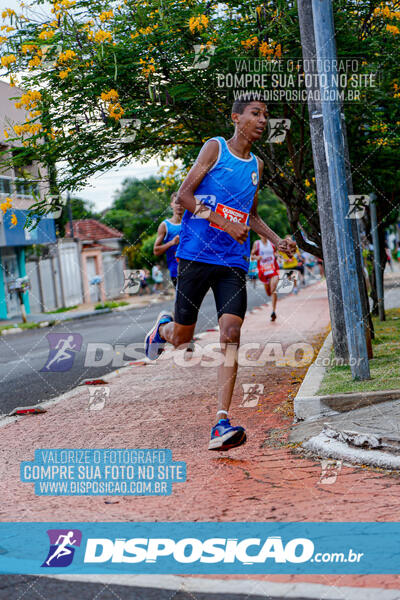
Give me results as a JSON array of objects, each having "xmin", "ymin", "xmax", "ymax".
[
  {"xmin": 171, "ymin": 196, "xmax": 184, "ymax": 217},
  {"xmin": 234, "ymin": 102, "xmax": 268, "ymax": 141}
]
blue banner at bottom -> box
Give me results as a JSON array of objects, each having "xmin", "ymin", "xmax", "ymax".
[{"xmin": 0, "ymin": 522, "xmax": 398, "ymax": 574}]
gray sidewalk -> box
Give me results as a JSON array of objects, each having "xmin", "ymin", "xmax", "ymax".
[{"xmin": 290, "ymin": 268, "xmax": 400, "ymax": 469}]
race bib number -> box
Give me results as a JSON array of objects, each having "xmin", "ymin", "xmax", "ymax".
[
  {"xmin": 259, "ymin": 258, "xmax": 275, "ymax": 275},
  {"xmin": 210, "ymin": 203, "xmax": 249, "ymax": 231}
]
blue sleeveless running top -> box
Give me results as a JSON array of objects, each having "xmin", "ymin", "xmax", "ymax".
[
  {"xmin": 163, "ymin": 219, "xmax": 181, "ymax": 278},
  {"xmin": 176, "ymin": 136, "xmax": 259, "ymax": 272}
]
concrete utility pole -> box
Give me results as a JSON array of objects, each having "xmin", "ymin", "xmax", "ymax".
[
  {"xmin": 311, "ymin": 0, "xmax": 370, "ymax": 380},
  {"xmin": 297, "ymin": 0, "xmax": 348, "ymax": 360},
  {"xmin": 370, "ymin": 193, "xmax": 385, "ymax": 321}
]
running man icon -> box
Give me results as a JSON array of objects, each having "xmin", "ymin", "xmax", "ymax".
[
  {"xmin": 46, "ymin": 531, "xmax": 77, "ymax": 566},
  {"xmin": 41, "ymin": 529, "xmax": 82, "ymax": 568},
  {"xmin": 41, "ymin": 333, "xmax": 83, "ymax": 372}
]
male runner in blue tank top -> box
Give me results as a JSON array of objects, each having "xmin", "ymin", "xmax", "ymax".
[
  {"xmin": 153, "ymin": 192, "xmax": 183, "ymax": 287},
  {"xmin": 145, "ymin": 95, "xmax": 296, "ymax": 451}
]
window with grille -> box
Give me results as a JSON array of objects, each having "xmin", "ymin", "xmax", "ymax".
[{"xmin": 0, "ymin": 177, "xmax": 11, "ymax": 195}]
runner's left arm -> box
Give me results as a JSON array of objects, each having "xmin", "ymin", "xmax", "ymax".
[{"xmin": 249, "ymin": 158, "xmax": 296, "ymax": 257}]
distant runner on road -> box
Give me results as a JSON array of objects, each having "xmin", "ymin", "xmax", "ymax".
[
  {"xmin": 251, "ymin": 235, "xmax": 279, "ymax": 321},
  {"xmin": 145, "ymin": 93, "xmax": 296, "ymax": 452},
  {"xmin": 153, "ymin": 191, "xmax": 184, "ymax": 287}
]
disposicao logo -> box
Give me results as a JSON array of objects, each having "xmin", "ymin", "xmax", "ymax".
[
  {"xmin": 83, "ymin": 536, "xmax": 314, "ymax": 564},
  {"xmin": 42, "ymin": 529, "xmax": 82, "ymax": 568}
]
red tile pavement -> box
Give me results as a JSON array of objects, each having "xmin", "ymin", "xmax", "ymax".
[{"xmin": 2, "ymin": 280, "xmax": 400, "ymax": 589}]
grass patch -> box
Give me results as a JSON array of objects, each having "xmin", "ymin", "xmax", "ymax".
[
  {"xmin": 319, "ymin": 307, "xmax": 400, "ymax": 395},
  {"xmin": 94, "ymin": 300, "xmax": 129, "ymax": 310},
  {"xmin": 45, "ymin": 305, "xmax": 78, "ymax": 314},
  {"xmin": 0, "ymin": 322, "xmax": 40, "ymax": 333},
  {"xmin": 18, "ymin": 322, "xmax": 41, "ymax": 329}
]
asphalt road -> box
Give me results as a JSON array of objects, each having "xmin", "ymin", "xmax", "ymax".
[
  {"xmin": 0, "ymin": 281, "xmax": 277, "ymax": 415},
  {"xmin": 0, "ymin": 575, "xmax": 323, "ymax": 600}
]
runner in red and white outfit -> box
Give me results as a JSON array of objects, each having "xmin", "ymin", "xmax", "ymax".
[{"xmin": 251, "ymin": 235, "xmax": 280, "ymax": 321}]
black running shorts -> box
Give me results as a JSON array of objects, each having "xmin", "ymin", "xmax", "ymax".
[{"xmin": 174, "ymin": 258, "xmax": 247, "ymax": 326}]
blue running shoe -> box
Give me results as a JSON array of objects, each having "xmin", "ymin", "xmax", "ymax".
[
  {"xmin": 208, "ymin": 419, "xmax": 246, "ymax": 451},
  {"xmin": 144, "ymin": 311, "xmax": 173, "ymax": 360}
]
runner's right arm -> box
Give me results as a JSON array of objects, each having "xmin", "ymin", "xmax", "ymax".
[
  {"xmin": 177, "ymin": 140, "xmax": 249, "ymax": 244},
  {"xmin": 153, "ymin": 222, "xmax": 179, "ymax": 256}
]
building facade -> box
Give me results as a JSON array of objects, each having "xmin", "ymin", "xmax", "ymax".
[
  {"xmin": 0, "ymin": 81, "xmax": 56, "ymax": 319},
  {"xmin": 65, "ymin": 219, "xmax": 126, "ymax": 304}
]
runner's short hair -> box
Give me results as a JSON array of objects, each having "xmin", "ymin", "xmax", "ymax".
[{"xmin": 232, "ymin": 93, "xmax": 266, "ymax": 114}]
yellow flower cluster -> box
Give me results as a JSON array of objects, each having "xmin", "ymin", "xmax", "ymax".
[
  {"xmin": 157, "ymin": 165, "xmax": 178, "ymax": 191},
  {"xmin": 1, "ymin": 8, "xmax": 15, "ymax": 19},
  {"xmin": 101, "ymin": 89, "xmax": 119, "ymax": 102},
  {"xmin": 371, "ymin": 122, "xmax": 388, "ymax": 132},
  {"xmin": 22, "ymin": 44, "xmax": 38, "ymax": 54},
  {"xmin": 39, "ymin": 29, "xmax": 55, "ymax": 40},
  {"xmin": 139, "ymin": 57, "xmax": 155, "ymax": 77},
  {"xmin": 58, "ymin": 49, "xmax": 76, "ymax": 62},
  {"xmin": 99, "ymin": 10, "xmax": 114, "ymax": 22},
  {"xmin": 1, "ymin": 54, "xmax": 16, "ymax": 67},
  {"xmin": 138, "ymin": 25, "xmax": 158, "ymax": 35},
  {"xmin": 0, "ymin": 35, "xmax": 7, "ymax": 43},
  {"xmin": 259, "ymin": 41, "xmax": 274, "ymax": 56},
  {"xmin": 108, "ymin": 103, "xmax": 124, "ymax": 120},
  {"xmin": 374, "ymin": 138, "xmax": 390, "ymax": 146},
  {"xmin": 13, "ymin": 122, "xmax": 42, "ymax": 136},
  {"xmin": 15, "ymin": 90, "xmax": 42, "ymax": 110},
  {"xmin": 100, "ymin": 89, "xmax": 123, "ymax": 120},
  {"xmin": 59, "ymin": 68, "xmax": 71, "ymax": 79},
  {"xmin": 0, "ymin": 197, "xmax": 17, "ymax": 225},
  {"xmin": 81, "ymin": 19, "xmax": 94, "ymax": 31},
  {"xmin": 28, "ymin": 109, "xmax": 41, "ymax": 119},
  {"xmin": 0, "ymin": 197, "xmax": 12, "ymax": 214},
  {"xmin": 28, "ymin": 55, "xmax": 42, "ymax": 69},
  {"xmin": 94, "ymin": 30, "xmax": 113, "ymax": 43},
  {"xmin": 188, "ymin": 15, "xmax": 209, "ymax": 33},
  {"xmin": 387, "ymin": 23, "xmax": 400, "ymax": 34},
  {"xmin": 241, "ymin": 36, "xmax": 258, "ymax": 50},
  {"xmin": 394, "ymin": 82, "xmax": 400, "ymax": 98},
  {"xmin": 373, "ymin": 5, "xmax": 400, "ymax": 20},
  {"xmin": 52, "ymin": 0, "xmax": 76, "ymax": 12}
]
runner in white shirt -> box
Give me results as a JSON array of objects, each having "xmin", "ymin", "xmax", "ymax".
[{"xmin": 251, "ymin": 235, "xmax": 280, "ymax": 321}]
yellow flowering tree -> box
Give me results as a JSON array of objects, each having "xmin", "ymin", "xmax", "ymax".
[{"xmin": 0, "ymin": 0, "xmax": 399, "ymax": 252}]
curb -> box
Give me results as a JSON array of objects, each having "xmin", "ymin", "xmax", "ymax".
[
  {"xmin": 303, "ymin": 429, "xmax": 400, "ymax": 471},
  {"xmin": 294, "ymin": 332, "xmax": 400, "ymax": 422},
  {"xmin": 293, "ymin": 331, "xmax": 333, "ymax": 421},
  {"xmin": 0, "ymin": 308, "xmax": 112, "ymax": 336},
  {"xmin": 291, "ymin": 330, "xmax": 400, "ymax": 470}
]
